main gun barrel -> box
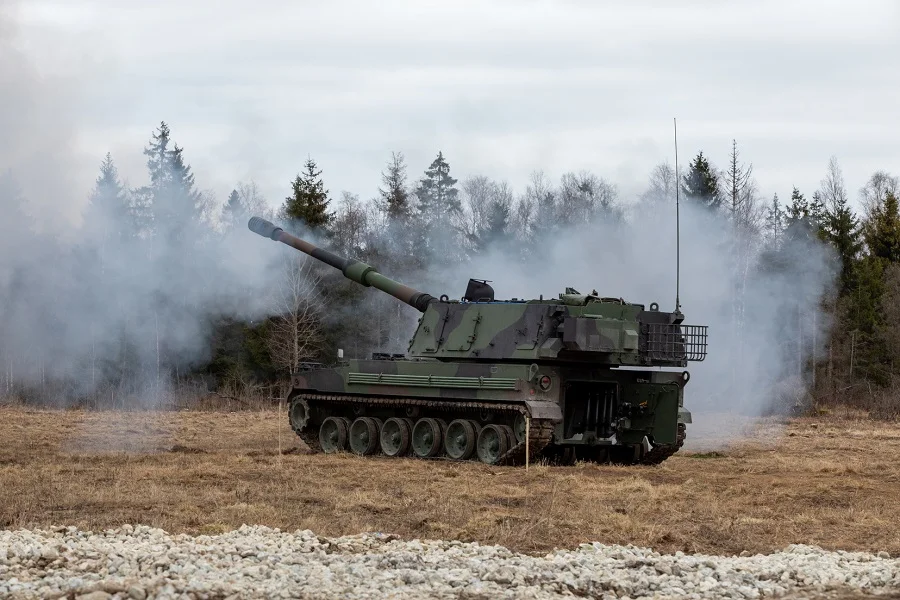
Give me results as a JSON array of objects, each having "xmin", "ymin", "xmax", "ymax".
[{"xmin": 248, "ymin": 216, "xmax": 436, "ymax": 312}]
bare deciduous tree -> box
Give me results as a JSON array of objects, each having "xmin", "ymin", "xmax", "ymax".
[
  {"xmin": 859, "ymin": 170, "xmax": 899, "ymax": 222},
  {"xmin": 820, "ymin": 156, "xmax": 849, "ymax": 212},
  {"xmin": 266, "ymin": 254, "xmax": 325, "ymax": 375},
  {"xmin": 237, "ymin": 179, "xmax": 271, "ymax": 218},
  {"xmin": 329, "ymin": 191, "xmax": 369, "ymax": 256},
  {"xmin": 558, "ymin": 170, "xmax": 619, "ymax": 225},
  {"xmin": 639, "ymin": 161, "xmax": 679, "ymax": 206},
  {"xmin": 459, "ymin": 175, "xmax": 494, "ymax": 246}
]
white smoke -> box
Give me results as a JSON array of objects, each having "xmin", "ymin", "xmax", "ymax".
[
  {"xmin": 0, "ymin": 2, "xmax": 291, "ymax": 406},
  {"xmin": 0, "ymin": 0, "xmax": 840, "ymax": 450},
  {"xmin": 426, "ymin": 200, "xmax": 838, "ymax": 447}
]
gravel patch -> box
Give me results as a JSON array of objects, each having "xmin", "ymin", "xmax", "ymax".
[{"xmin": 1, "ymin": 525, "xmax": 898, "ymax": 599}]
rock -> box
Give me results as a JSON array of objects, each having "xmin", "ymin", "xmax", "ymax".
[
  {"xmin": 76, "ymin": 592, "xmax": 112, "ymax": 600},
  {"xmin": 0, "ymin": 526, "xmax": 896, "ymax": 599},
  {"xmin": 41, "ymin": 547, "xmax": 59, "ymax": 561}
]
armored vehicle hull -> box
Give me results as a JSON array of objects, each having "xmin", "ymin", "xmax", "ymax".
[
  {"xmin": 287, "ymin": 358, "xmax": 691, "ymax": 465},
  {"xmin": 248, "ymin": 216, "xmax": 707, "ymax": 466}
]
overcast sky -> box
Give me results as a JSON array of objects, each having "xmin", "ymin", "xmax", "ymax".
[{"xmin": 5, "ymin": 0, "xmax": 900, "ymax": 227}]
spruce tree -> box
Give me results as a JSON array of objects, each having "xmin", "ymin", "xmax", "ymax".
[
  {"xmin": 785, "ymin": 187, "xmax": 808, "ymax": 225},
  {"xmin": 414, "ymin": 151, "xmax": 461, "ymax": 223},
  {"xmin": 138, "ymin": 121, "xmax": 202, "ymax": 243},
  {"xmin": 378, "ymin": 151, "xmax": 411, "ymax": 221},
  {"xmin": 865, "ymin": 191, "xmax": 900, "ymax": 263},
  {"xmin": 822, "ymin": 188, "xmax": 862, "ymax": 295},
  {"xmin": 84, "ymin": 153, "xmax": 129, "ymax": 244},
  {"xmin": 764, "ymin": 193, "xmax": 784, "ymax": 247},
  {"xmin": 783, "ymin": 186, "xmax": 826, "ymax": 244},
  {"xmin": 680, "ymin": 151, "xmax": 721, "ymax": 211},
  {"xmin": 222, "ymin": 189, "xmax": 245, "ymax": 231},
  {"xmin": 481, "ymin": 198, "xmax": 511, "ymax": 249},
  {"xmin": 809, "ymin": 191, "xmax": 826, "ymax": 231},
  {"xmin": 281, "ymin": 157, "xmax": 333, "ymax": 231}
]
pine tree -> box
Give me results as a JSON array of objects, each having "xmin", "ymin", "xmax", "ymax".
[
  {"xmin": 784, "ymin": 186, "xmax": 825, "ymax": 244},
  {"xmin": 822, "ymin": 188, "xmax": 862, "ymax": 295},
  {"xmin": 481, "ymin": 198, "xmax": 511, "ymax": 248},
  {"xmin": 764, "ymin": 193, "xmax": 784, "ymax": 247},
  {"xmin": 138, "ymin": 121, "xmax": 203, "ymax": 244},
  {"xmin": 414, "ymin": 151, "xmax": 461, "ymax": 223},
  {"xmin": 84, "ymin": 153, "xmax": 129, "ymax": 245},
  {"xmin": 681, "ymin": 151, "xmax": 722, "ymax": 211},
  {"xmin": 222, "ymin": 189, "xmax": 245, "ymax": 231},
  {"xmin": 378, "ymin": 151, "xmax": 411, "ymax": 221},
  {"xmin": 281, "ymin": 157, "xmax": 333, "ymax": 231},
  {"xmin": 144, "ymin": 121, "xmax": 171, "ymax": 189},
  {"xmin": 865, "ymin": 191, "xmax": 900, "ymax": 263},
  {"xmin": 809, "ymin": 191, "xmax": 826, "ymax": 231},
  {"xmin": 785, "ymin": 187, "xmax": 808, "ymax": 225}
]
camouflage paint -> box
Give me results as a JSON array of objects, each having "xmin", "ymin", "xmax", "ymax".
[{"xmin": 249, "ymin": 217, "xmax": 708, "ymax": 461}]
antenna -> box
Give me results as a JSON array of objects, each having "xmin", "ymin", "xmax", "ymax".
[{"xmin": 674, "ymin": 117, "xmax": 681, "ymax": 313}]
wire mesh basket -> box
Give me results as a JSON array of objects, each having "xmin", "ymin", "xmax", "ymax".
[{"xmin": 642, "ymin": 323, "xmax": 708, "ymax": 362}]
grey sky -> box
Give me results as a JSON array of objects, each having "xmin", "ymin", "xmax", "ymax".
[{"xmin": 8, "ymin": 0, "xmax": 900, "ymax": 225}]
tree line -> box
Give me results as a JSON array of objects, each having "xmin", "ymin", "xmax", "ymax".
[{"xmin": 1, "ymin": 120, "xmax": 898, "ymax": 415}]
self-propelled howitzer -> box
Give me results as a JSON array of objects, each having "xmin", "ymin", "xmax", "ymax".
[{"xmin": 249, "ymin": 216, "xmax": 709, "ymax": 465}]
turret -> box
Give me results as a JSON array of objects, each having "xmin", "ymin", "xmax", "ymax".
[
  {"xmin": 249, "ymin": 216, "xmax": 707, "ymax": 366},
  {"xmin": 248, "ymin": 217, "xmax": 436, "ymax": 312}
]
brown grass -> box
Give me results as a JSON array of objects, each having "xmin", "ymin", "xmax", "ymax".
[{"xmin": 1, "ymin": 405, "xmax": 899, "ymax": 557}]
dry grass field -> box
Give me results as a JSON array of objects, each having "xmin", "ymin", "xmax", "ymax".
[{"xmin": 1, "ymin": 405, "xmax": 898, "ymax": 557}]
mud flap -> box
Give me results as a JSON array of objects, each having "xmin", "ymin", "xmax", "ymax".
[{"xmin": 524, "ymin": 400, "xmax": 563, "ymax": 421}]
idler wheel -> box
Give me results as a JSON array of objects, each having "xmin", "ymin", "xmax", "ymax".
[
  {"xmin": 412, "ymin": 418, "xmax": 446, "ymax": 458},
  {"xmin": 319, "ymin": 417, "xmax": 350, "ymax": 454},
  {"xmin": 444, "ymin": 419, "xmax": 478, "ymax": 460},
  {"xmin": 288, "ymin": 397, "xmax": 310, "ymax": 432},
  {"xmin": 380, "ymin": 417, "xmax": 413, "ymax": 457},
  {"xmin": 477, "ymin": 424, "xmax": 512, "ymax": 465},
  {"xmin": 349, "ymin": 417, "xmax": 381, "ymax": 456}
]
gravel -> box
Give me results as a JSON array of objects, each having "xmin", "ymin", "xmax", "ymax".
[{"xmin": 1, "ymin": 525, "xmax": 898, "ymax": 599}]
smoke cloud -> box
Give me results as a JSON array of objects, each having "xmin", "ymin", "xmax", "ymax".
[
  {"xmin": 0, "ymin": 2, "xmax": 287, "ymax": 406},
  {"xmin": 1, "ymin": 0, "xmax": 839, "ymax": 455},
  {"xmin": 425, "ymin": 201, "xmax": 838, "ymax": 447}
]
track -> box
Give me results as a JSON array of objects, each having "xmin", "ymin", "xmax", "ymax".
[
  {"xmin": 289, "ymin": 392, "xmax": 684, "ymax": 467},
  {"xmin": 289, "ymin": 392, "xmax": 557, "ymax": 465}
]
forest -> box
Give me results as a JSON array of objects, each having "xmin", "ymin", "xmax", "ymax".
[{"xmin": 1, "ymin": 121, "xmax": 898, "ymax": 417}]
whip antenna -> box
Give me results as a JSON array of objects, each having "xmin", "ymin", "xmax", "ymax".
[{"xmin": 674, "ymin": 117, "xmax": 681, "ymax": 313}]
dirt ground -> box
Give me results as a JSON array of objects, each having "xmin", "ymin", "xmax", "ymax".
[{"xmin": 0, "ymin": 405, "xmax": 898, "ymax": 557}]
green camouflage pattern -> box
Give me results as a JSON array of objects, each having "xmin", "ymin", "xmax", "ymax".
[
  {"xmin": 248, "ymin": 217, "xmax": 708, "ymax": 464},
  {"xmin": 292, "ymin": 358, "xmax": 689, "ymax": 446},
  {"xmin": 407, "ymin": 290, "xmax": 685, "ymax": 366}
]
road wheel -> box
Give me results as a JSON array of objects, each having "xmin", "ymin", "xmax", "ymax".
[
  {"xmin": 380, "ymin": 417, "xmax": 413, "ymax": 457},
  {"xmin": 319, "ymin": 417, "xmax": 350, "ymax": 453},
  {"xmin": 349, "ymin": 417, "xmax": 380, "ymax": 455},
  {"xmin": 513, "ymin": 413, "xmax": 528, "ymax": 444},
  {"xmin": 412, "ymin": 417, "xmax": 446, "ymax": 458},
  {"xmin": 477, "ymin": 423, "xmax": 510, "ymax": 465},
  {"xmin": 445, "ymin": 419, "xmax": 478, "ymax": 460}
]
